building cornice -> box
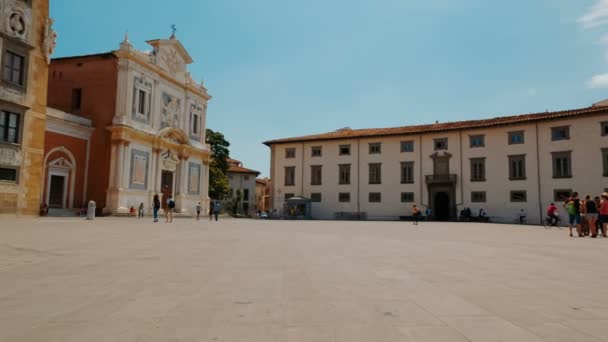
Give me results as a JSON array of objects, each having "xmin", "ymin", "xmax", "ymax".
[{"xmin": 107, "ymin": 125, "xmax": 211, "ymax": 162}]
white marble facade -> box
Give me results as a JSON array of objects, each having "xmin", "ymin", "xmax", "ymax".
[{"xmin": 105, "ymin": 35, "xmax": 211, "ymax": 215}]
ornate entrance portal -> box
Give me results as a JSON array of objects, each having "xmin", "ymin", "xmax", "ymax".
[{"xmin": 161, "ymin": 170, "xmax": 174, "ymax": 210}]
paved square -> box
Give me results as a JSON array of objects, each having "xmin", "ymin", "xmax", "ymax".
[{"xmin": 1, "ymin": 218, "xmax": 607, "ymax": 341}]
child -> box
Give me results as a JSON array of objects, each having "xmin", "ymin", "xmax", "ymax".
[
  {"xmin": 196, "ymin": 202, "xmax": 202, "ymax": 221},
  {"xmin": 138, "ymin": 202, "xmax": 144, "ymax": 218}
]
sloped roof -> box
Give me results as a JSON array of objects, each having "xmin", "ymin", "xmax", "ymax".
[
  {"xmin": 263, "ymin": 104, "xmax": 608, "ymax": 146},
  {"xmin": 228, "ymin": 164, "xmax": 260, "ymax": 175}
]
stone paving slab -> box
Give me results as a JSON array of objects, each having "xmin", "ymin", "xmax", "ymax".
[{"xmin": 0, "ymin": 217, "xmax": 607, "ymax": 341}]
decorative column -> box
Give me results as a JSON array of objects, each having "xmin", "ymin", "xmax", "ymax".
[
  {"xmin": 153, "ymin": 148, "xmax": 161, "ymax": 193},
  {"xmin": 180, "ymin": 157, "xmax": 188, "ymax": 195},
  {"xmin": 115, "ymin": 141, "xmax": 125, "ymax": 190},
  {"xmin": 121, "ymin": 141, "xmax": 130, "ymax": 190}
]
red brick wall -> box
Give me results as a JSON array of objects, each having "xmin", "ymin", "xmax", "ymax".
[
  {"xmin": 43, "ymin": 132, "xmax": 89, "ymax": 208},
  {"xmin": 48, "ymin": 55, "xmax": 118, "ymax": 210}
]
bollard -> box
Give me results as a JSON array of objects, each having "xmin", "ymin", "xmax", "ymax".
[{"xmin": 87, "ymin": 200, "xmax": 96, "ymax": 220}]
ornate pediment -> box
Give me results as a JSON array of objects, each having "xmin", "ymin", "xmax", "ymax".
[
  {"xmin": 146, "ymin": 38, "xmax": 193, "ymax": 77},
  {"xmin": 48, "ymin": 157, "xmax": 73, "ymax": 170}
]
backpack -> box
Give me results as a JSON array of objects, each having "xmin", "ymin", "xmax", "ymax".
[{"xmin": 168, "ymin": 199, "xmax": 175, "ymax": 209}]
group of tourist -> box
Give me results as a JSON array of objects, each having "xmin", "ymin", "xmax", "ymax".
[
  {"xmin": 142, "ymin": 195, "xmax": 222, "ymax": 223},
  {"xmin": 546, "ymin": 192, "xmax": 608, "ymax": 238}
]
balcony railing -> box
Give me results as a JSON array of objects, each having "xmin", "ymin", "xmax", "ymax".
[{"xmin": 425, "ymin": 174, "xmax": 457, "ymax": 184}]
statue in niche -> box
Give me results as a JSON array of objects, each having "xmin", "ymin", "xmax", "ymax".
[
  {"xmin": 43, "ymin": 18, "xmax": 57, "ymax": 64},
  {"xmin": 161, "ymin": 93, "xmax": 181, "ymax": 129},
  {"xmin": 9, "ymin": 13, "xmax": 24, "ymax": 35}
]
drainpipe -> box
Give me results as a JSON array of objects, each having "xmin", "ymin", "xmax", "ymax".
[
  {"xmin": 535, "ymin": 123, "xmax": 542, "ymax": 224},
  {"xmin": 419, "ymin": 135, "xmax": 424, "ymax": 206},
  {"xmin": 458, "ymin": 130, "xmax": 464, "ymax": 205},
  {"xmin": 357, "ymin": 138, "xmax": 361, "ymax": 217},
  {"xmin": 301, "ymin": 142, "xmax": 305, "ymax": 196}
]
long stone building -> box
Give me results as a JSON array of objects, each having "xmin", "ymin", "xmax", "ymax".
[
  {"xmin": 265, "ymin": 102, "xmax": 608, "ymax": 223},
  {"xmin": 0, "ymin": 0, "xmax": 53, "ymax": 215},
  {"xmin": 46, "ymin": 33, "xmax": 211, "ymax": 215}
]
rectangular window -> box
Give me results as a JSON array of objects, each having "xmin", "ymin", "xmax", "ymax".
[
  {"xmin": 243, "ymin": 189, "xmax": 250, "ymax": 201},
  {"xmin": 311, "ymin": 193, "xmax": 322, "ymax": 202},
  {"xmin": 310, "ymin": 165, "xmax": 322, "ymax": 185},
  {"xmin": 339, "ymin": 164, "xmax": 351, "ymax": 185},
  {"xmin": 284, "ymin": 166, "xmax": 295, "ymax": 186},
  {"xmin": 469, "ymin": 135, "xmax": 485, "ymax": 148},
  {"xmin": 369, "ymin": 192, "xmax": 382, "ymax": 203},
  {"xmin": 285, "ymin": 148, "xmax": 296, "ymax": 159},
  {"xmin": 508, "ymin": 155, "xmax": 526, "ymax": 180},
  {"xmin": 510, "ymin": 190, "xmax": 527, "ymax": 202},
  {"xmin": 400, "ymin": 161, "xmax": 414, "ymax": 184},
  {"xmin": 603, "ymin": 149, "xmax": 608, "ymax": 177},
  {"xmin": 369, "ymin": 143, "xmax": 382, "ymax": 154},
  {"xmin": 338, "ymin": 192, "xmax": 350, "ymax": 203},
  {"xmin": 602, "ymin": 122, "xmax": 608, "ymax": 137},
  {"xmin": 0, "ymin": 110, "xmax": 20, "ymax": 144},
  {"xmin": 434, "ymin": 138, "xmax": 448, "ymax": 151},
  {"xmin": 71, "ymin": 88, "xmax": 82, "ymax": 111},
  {"xmin": 2, "ymin": 50, "xmax": 25, "ymax": 87},
  {"xmin": 471, "ymin": 191, "xmax": 486, "ymax": 203},
  {"xmin": 137, "ymin": 89, "xmax": 146, "ymax": 114},
  {"xmin": 192, "ymin": 114, "xmax": 199, "ymax": 135},
  {"xmin": 0, "ymin": 167, "xmax": 18, "ymax": 182},
  {"xmin": 401, "ymin": 192, "xmax": 414, "ymax": 203},
  {"xmin": 368, "ymin": 163, "xmax": 382, "ymax": 184},
  {"xmin": 285, "ymin": 193, "xmax": 294, "ymax": 201},
  {"xmin": 401, "ymin": 140, "xmax": 414, "ymax": 152},
  {"xmin": 554, "ymin": 189, "xmax": 572, "ymax": 202},
  {"xmin": 311, "ymin": 146, "xmax": 322, "ymax": 157},
  {"xmin": 470, "ymin": 158, "xmax": 486, "ymax": 182},
  {"xmin": 339, "ymin": 144, "xmax": 351, "ymax": 156},
  {"xmin": 551, "ymin": 126, "xmax": 570, "ymax": 141},
  {"xmin": 508, "ymin": 131, "xmax": 524, "ymax": 145},
  {"xmin": 552, "ymin": 151, "xmax": 572, "ymax": 178}
]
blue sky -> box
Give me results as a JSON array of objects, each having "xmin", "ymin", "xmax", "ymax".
[{"xmin": 52, "ymin": 0, "xmax": 608, "ymax": 176}]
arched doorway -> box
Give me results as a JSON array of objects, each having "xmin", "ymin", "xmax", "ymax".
[
  {"xmin": 434, "ymin": 192, "xmax": 451, "ymax": 221},
  {"xmin": 42, "ymin": 146, "xmax": 77, "ymax": 209}
]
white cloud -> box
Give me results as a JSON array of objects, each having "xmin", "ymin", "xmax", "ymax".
[
  {"xmin": 579, "ymin": 0, "xmax": 608, "ymax": 29},
  {"xmin": 579, "ymin": 2, "xmax": 608, "ymax": 87},
  {"xmin": 587, "ymin": 73, "xmax": 608, "ymax": 88}
]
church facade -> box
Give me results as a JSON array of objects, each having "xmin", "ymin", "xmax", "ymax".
[{"xmin": 47, "ymin": 34, "xmax": 211, "ymax": 215}]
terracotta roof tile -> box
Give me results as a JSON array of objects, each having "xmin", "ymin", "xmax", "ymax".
[
  {"xmin": 228, "ymin": 165, "xmax": 260, "ymax": 175},
  {"xmin": 263, "ymin": 105, "xmax": 608, "ymax": 145}
]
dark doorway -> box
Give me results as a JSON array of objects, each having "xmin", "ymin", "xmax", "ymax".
[
  {"xmin": 161, "ymin": 170, "xmax": 174, "ymax": 210},
  {"xmin": 48, "ymin": 175, "xmax": 65, "ymax": 208},
  {"xmin": 434, "ymin": 191, "xmax": 451, "ymax": 221}
]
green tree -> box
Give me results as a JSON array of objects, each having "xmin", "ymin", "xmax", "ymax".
[{"xmin": 206, "ymin": 129, "xmax": 231, "ymax": 200}]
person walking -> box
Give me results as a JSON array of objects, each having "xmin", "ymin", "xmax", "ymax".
[
  {"xmin": 425, "ymin": 207, "xmax": 432, "ymax": 221},
  {"xmin": 564, "ymin": 193, "xmax": 582, "ymax": 237},
  {"xmin": 152, "ymin": 194, "xmax": 161, "ymax": 222},
  {"xmin": 599, "ymin": 193, "xmax": 608, "ymax": 238},
  {"xmin": 213, "ymin": 201, "xmax": 221, "ymax": 221},
  {"xmin": 196, "ymin": 202, "xmax": 202, "ymax": 221},
  {"xmin": 583, "ymin": 195, "xmax": 598, "ymax": 238},
  {"xmin": 595, "ymin": 196, "xmax": 604, "ymax": 236},
  {"xmin": 412, "ymin": 204, "xmax": 420, "ymax": 225},
  {"xmin": 138, "ymin": 202, "xmax": 144, "ymax": 219},
  {"xmin": 166, "ymin": 195, "xmax": 175, "ymax": 223}
]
